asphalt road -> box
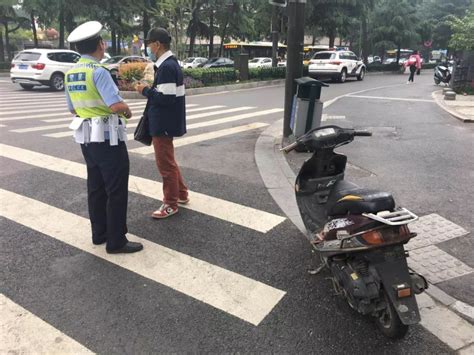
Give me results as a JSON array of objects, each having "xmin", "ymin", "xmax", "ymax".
[{"xmin": 0, "ymin": 72, "xmax": 464, "ymax": 353}]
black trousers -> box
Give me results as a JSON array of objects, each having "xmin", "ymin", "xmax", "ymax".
[
  {"xmin": 80, "ymin": 141, "xmax": 129, "ymax": 250},
  {"xmin": 408, "ymin": 65, "xmax": 417, "ymax": 82}
]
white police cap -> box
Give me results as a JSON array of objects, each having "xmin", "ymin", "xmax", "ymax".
[{"xmin": 67, "ymin": 21, "xmax": 103, "ymax": 43}]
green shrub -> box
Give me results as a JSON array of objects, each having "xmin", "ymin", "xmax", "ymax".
[
  {"xmin": 118, "ymin": 62, "xmax": 147, "ymax": 81},
  {"xmin": 366, "ymin": 62, "xmax": 401, "ymax": 72},
  {"xmin": 0, "ymin": 62, "xmax": 11, "ymax": 70},
  {"xmin": 248, "ymin": 66, "xmax": 286, "ymax": 80},
  {"xmin": 183, "ymin": 68, "xmax": 237, "ymax": 86}
]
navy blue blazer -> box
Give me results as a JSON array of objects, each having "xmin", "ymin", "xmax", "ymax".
[{"xmin": 142, "ymin": 56, "xmax": 186, "ymax": 137}]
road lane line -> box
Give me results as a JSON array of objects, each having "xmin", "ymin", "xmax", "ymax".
[
  {"xmin": 43, "ymin": 109, "xmax": 281, "ymax": 139},
  {"xmin": 130, "ymin": 122, "xmax": 270, "ymax": 154},
  {"xmin": 345, "ymin": 95, "xmax": 435, "ymax": 103},
  {"xmin": 0, "ymin": 294, "xmax": 93, "ymax": 354},
  {"xmin": 0, "ymin": 143, "xmax": 285, "ymax": 233},
  {"xmin": 0, "ymin": 111, "xmax": 77, "ymax": 122},
  {"xmin": 186, "ymin": 105, "xmax": 225, "ymax": 113},
  {"xmin": 0, "ymin": 189, "xmax": 286, "ymax": 326},
  {"xmin": 187, "ymin": 106, "xmax": 255, "ymax": 120},
  {"xmin": 11, "ymin": 123, "xmax": 70, "ymax": 133},
  {"xmin": 417, "ymin": 293, "xmax": 474, "ymax": 350},
  {"xmin": 41, "ymin": 104, "xmax": 198, "ymax": 123},
  {"xmin": 0, "ymin": 107, "xmax": 71, "ymax": 116}
]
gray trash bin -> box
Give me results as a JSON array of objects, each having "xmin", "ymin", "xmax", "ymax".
[{"xmin": 290, "ymin": 77, "xmax": 329, "ymax": 137}]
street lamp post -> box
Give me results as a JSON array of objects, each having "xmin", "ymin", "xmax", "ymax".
[{"xmin": 283, "ymin": 0, "xmax": 306, "ymax": 138}]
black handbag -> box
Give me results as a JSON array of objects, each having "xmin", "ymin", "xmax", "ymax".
[{"xmin": 134, "ymin": 104, "xmax": 152, "ymax": 146}]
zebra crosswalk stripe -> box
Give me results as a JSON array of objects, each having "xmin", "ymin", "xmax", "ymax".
[
  {"xmin": 0, "ymin": 294, "xmax": 93, "ymax": 354},
  {"xmin": 130, "ymin": 122, "xmax": 270, "ymax": 154},
  {"xmin": 0, "ymin": 143, "xmax": 285, "ymax": 233},
  {"xmin": 0, "ymin": 189, "xmax": 286, "ymax": 326}
]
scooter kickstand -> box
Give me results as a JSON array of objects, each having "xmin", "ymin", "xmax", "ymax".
[{"xmin": 308, "ymin": 263, "xmax": 325, "ymax": 275}]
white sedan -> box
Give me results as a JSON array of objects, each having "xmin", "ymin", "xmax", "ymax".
[{"xmin": 248, "ymin": 57, "xmax": 273, "ymax": 69}]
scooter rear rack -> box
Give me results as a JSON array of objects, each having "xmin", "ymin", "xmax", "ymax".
[{"xmin": 363, "ymin": 208, "xmax": 418, "ymax": 226}]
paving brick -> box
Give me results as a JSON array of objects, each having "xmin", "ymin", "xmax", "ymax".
[
  {"xmin": 408, "ymin": 245, "xmax": 473, "ymax": 284},
  {"xmin": 406, "ymin": 213, "xmax": 469, "ymax": 251}
]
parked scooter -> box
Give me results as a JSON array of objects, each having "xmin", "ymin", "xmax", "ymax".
[
  {"xmin": 434, "ymin": 62, "xmax": 452, "ymax": 85},
  {"xmin": 282, "ymin": 126, "xmax": 428, "ymax": 339}
]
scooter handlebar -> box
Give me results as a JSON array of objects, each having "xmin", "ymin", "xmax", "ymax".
[
  {"xmin": 280, "ymin": 141, "xmax": 299, "ymax": 153},
  {"xmin": 354, "ymin": 130, "xmax": 372, "ymax": 137}
]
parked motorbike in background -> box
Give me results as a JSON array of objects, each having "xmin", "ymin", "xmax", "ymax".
[
  {"xmin": 434, "ymin": 62, "xmax": 453, "ymax": 85},
  {"xmin": 282, "ymin": 126, "xmax": 428, "ymax": 339}
]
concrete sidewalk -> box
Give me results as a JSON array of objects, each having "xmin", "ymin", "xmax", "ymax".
[{"xmin": 432, "ymin": 90, "xmax": 474, "ymax": 122}]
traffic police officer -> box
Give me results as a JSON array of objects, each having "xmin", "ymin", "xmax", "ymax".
[{"xmin": 65, "ymin": 21, "xmax": 143, "ymax": 254}]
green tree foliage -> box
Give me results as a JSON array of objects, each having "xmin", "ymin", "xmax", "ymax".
[
  {"xmin": 448, "ymin": 11, "xmax": 474, "ymax": 50},
  {"xmin": 370, "ymin": 0, "xmax": 420, "ymax": 63}
]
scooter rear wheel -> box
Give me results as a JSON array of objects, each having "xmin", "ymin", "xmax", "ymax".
[{"xmin": 375, "ymin": 291, "xmax": 409, "ymax": 339}]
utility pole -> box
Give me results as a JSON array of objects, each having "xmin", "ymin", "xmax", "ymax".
[
  {"xmin": 271, "ymin": 5, "xmax": 279, "ymax": 67},
  {"xmin": 283, "ymin": 0, "xmax": 306, "ymax": 137}
]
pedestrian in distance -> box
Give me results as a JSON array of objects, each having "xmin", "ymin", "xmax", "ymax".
[
  {"xmin": 65, "ymin": 21, "xmax": 143, "ymax": 254},
  {"xmin": 135, "ymin": 27, "xmax": 189, "ymax": 219},
  {"xmin": 405, "ymin": 50, "xmax": 422, "ymax": 84}
]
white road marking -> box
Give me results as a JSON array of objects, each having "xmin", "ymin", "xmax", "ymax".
[
  {"xmin": 0, "ymin": 143, "xmax": 285, "ymax": 233},
  {"xmin": 43, "ymin": 109, "xmax": 279, "ymax": 139},
  {"xmin": 0, "ymin": 111, "xmax": 74, "ymax": 122},
  {"xmin": 11, "ymin": 123, "xmax": 70, "ymax": 133},
  {"xmin": 0, "ymin": 106, "xmax": 70, "ymax": 116},
  {"xmin": 130, "ymin": 122, "xmax": 270, "ymax": 154},
  {"xmin": 186, "ymin": 105, "xmax": 225, "ymax": 113},
  {"xmin": 0, "ymin": 189, "xmax": 286, "ymax": 326},
  {"xmin": 0, "ymin": 294, "xmax": 93, "ymax": 354},
  {"xmin": 0, "ymin": 124, "xmax": 5, "ymax": 127},
  {"xmin": 345, "ymin": 95, "xmax": 435, "ymax": 103},
  {"xmin": 41, "ymin": 105, "xmax": 221, "ymax": 124},
  {"xmin": 122, "ymin": 109, "xmax": 282, "ymax": 140},
  {"xmin": 187, "ymin": 106, "xmax": 255, "ymax": 120},
  {"xmin": 417, "ymin": 293, "xmax": 474, "ymax": 350}
]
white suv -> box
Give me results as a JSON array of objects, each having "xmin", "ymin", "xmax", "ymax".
[
  {"xmin": 308, "ymin": 50, "xmax": 366, "ymax": 83},
  {"xmin": 10, "ymin": 49, "xmax": 81, "ymax": 90}
]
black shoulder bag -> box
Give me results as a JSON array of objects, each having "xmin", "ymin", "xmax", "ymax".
[{"xmin": 134, "ymin": 101, "xmax": 152, "ymax": 146}]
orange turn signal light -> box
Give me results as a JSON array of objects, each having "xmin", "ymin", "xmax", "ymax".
[
  {"xmin": 361, "ymin": 230, "xmax": 383, "ymax": 245},
  {"xmin": 395, "ymin": 284, "xmax": 412, "ymax": 298}
]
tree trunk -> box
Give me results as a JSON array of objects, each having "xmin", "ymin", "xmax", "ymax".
[
  {"xmin": 329, "ymin": 34, "xmax": 335, "ymax": 48},
  {"xmin": 396, "ymin": 43, "xmax": 401, "ymax": 64},
  {"xmin": 218, "ymin": 20, "xmax": 229, "ymax": 57},
  {"xmin": 117, "ymin": 15, "xmax": 122, "ymax": 55},
  {"xmin": 361, "ymin": 13, "xmax": 368, "ymax": 65},
  {"xmin": 111, "ymin": 27, "xmax": 117, "ymax": 56},
  {"xmin": 208, "ymin": 10, "xmax": 214, "ymax": 58},
  {"xmin": 58, "ymin": 4, "xmax": 65, "ymax": 49},
  {"xmin": 30, "ymin": 12, "xmax": 38, "ymax": 48},
  {"xmin": 5, "ymin": 23, "xmax": 11, "ymax": 61},
  {"xmin": 311, "ymin": 34, "xmax": 315, "ymax": 45},
  {"xmin": 0, "ymin": 28, "xmax": 5, "ymax": 62}
]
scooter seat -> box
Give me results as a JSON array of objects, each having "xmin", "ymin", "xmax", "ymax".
[{"xmin": 327, "ymin": 180, "xmax": 395, "ymax": 216}]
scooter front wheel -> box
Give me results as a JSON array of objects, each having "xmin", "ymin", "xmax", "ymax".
[
  {"xmin": 375, "ymin": 291, "xmax": 409, "ymax": 339},
  {"xmin": 434, "ymin": 77, "xmax": 441, "ymax": 85}
]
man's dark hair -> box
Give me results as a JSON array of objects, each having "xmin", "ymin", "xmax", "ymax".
[
  {"xmin": 75, "ymin": 36, "xmax": 102, "ymax": 54},
  {"xmin": 161, "ymin": 42, "xmax": 170, "ymax": 50}
]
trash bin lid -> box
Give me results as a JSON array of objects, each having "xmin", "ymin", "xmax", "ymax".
[{"xmin": 294, "ymin": 76, "xmax": 329, "ymax": 87}]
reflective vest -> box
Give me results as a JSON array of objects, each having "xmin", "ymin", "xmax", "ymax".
[{"xmin": 65, "ymin": 57, "xmax": 113, "ymax": 119}]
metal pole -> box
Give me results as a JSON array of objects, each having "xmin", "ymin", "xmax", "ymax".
[
  {"xmin": 283, "ymin": 0, "xmax": 306, "ymax": 138},
  {"xmin": 271, "ymin": 6, "xmax": 279, "ymax": 68}
]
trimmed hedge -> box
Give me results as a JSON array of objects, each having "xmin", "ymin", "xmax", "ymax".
[
  {"xmin": 0, "ymin": 62, "xmax": 11, "ymax": 70},
  {"xmin": 249, "ymin": 66, "xmax": 286, "ymax": 80},
  {"xmin": 183, "ymin": 68, "xmax": 237, "ymax": 86},
  {"xmin": 366, "ymin": 63, "xmax": 401, "ymax": 72}
]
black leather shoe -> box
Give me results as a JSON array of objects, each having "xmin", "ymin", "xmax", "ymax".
[{"xmin": 106, "ymin": 242, "xmax": 143, "ymax": 254}]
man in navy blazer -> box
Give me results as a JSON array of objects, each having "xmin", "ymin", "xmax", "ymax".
[{"xmin": 135, "ymin": 28, "xmax": 189, "ymax": 219}]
